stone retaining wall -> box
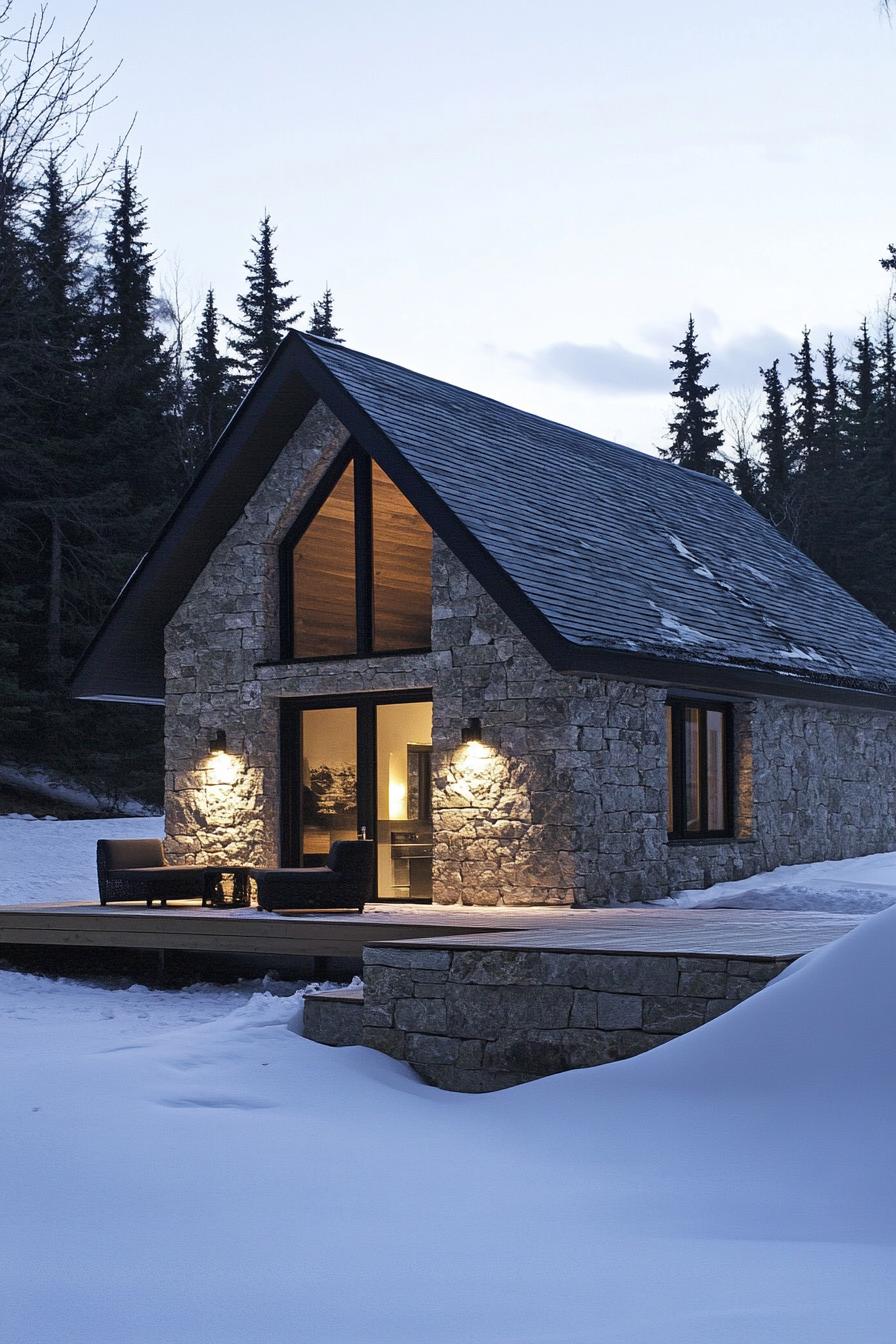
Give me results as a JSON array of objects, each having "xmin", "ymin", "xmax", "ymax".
[{"xmin": 361, "ymin": 944, "xmax": 792, "ymax": 1091}]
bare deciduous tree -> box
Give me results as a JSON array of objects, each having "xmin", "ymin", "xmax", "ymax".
[{"xmin": 0, "ymin": 1, "xmax": 130, "ymax": 221}]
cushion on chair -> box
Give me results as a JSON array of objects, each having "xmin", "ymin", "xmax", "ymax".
[
  {"xmin": 116, "ymin": 866, "xmax": 207, "ymax": 888},
  {"xmin": 327, "ymin": 841, "xmax": 375, "ymax": 888},
  {"xmin": 100, "ymin": 838, "xmax": 166, "ymax": 871}
]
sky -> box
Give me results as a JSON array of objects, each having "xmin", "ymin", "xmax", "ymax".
[{"xmin": 41, "ymin": 0, "xmax": 896, "ymax": 453}]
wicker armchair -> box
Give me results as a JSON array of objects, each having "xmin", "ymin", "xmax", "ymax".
[
  {"xmin": 96, "ymin": 839, "xmax": 209, "ymax": 906},
  {"xmin": 251, "ymin": 840, "xmax": 374, "ymax": 913}
]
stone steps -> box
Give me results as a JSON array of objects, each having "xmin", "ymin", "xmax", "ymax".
[{"xmin": 303, "ymin": 986, "xmax": 364, "ymax": 1047}]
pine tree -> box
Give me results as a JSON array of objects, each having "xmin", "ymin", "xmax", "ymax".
[
  {"xmin": 27, "ymin": 160, "xmax": 90, "ymax": 692},
  {"xmin": 227, "ymin": 214, "xmax": 301, "ymax": 383},
  {"xmin": 755, "ymin": 359, "xmax": 797, "ymax": 535},
  {"xmin": 308, "ymin": 286, "xmax": 342, "ymax": 341},
  {"xmin": 0, "ymin": 166, "xmax": 39, "ymax": 739},
  {"xmin": 86, "ymin": 158, "xmax": 173, "ymax": 510},
  {"xmin": 730, "ymin": 442, "xmax": 763, "ymax": 509},
  {"xmin": 185, "ymin": 288, "xmax": 239, "ymax": 467},
  {"xmin": 815, "ymin": 334, "xmax": 845, "ymax": 468},
  {"xmin": 788, "ymin": 328, "xmax": 817, "ymax": 464},
  {"xmin": 845, "ymin": 318, "xmax": 876, "ymax": 456},
  {"xmin": 877, "ymin": 314, "xmax": 896, "ymax": 427},
  {"xmin": 660, "ymin": 316, "xmax": 725, "ymax": 476}
]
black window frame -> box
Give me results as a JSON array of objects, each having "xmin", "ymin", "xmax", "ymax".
[
  {"xmin": 666, "ymin": 698, "xmax": 734, "ymax": 841},
  {"xmin": 279, "ymin": 442, "xmax": 432, "ymax": 663},
  {"xmin": 279, "ymin": 690, "xmax": 434, "ymax": 899}
]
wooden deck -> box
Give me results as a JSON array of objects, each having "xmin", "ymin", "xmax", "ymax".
[
  {"xmin": 373, "ymin": 906, "xmax": 864, "ymax": 959},
  {"xmin": 0, "ymin": 900, "xmax": 863, "ymax": 962}
]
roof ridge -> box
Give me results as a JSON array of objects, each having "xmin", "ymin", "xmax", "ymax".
[{"xmin": 295, "ymin": 330, "xmax": 732, "ymax": 492}]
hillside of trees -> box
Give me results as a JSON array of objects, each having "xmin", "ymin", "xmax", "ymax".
[
  {"xmin": 661, "ymin": 293, "xmax": 896, "ymax": 629},
  {"xmin": 2, "ymin": 5, "xmax": 895, "ymax": 812},
  {"xmin": 0, "ymin": 6, "xmax": 340, "ymax": 808}
]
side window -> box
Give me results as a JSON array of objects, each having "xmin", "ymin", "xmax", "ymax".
[{"xmin": 666, "ymin": 700, "xmax": 732, "ymax": 839}]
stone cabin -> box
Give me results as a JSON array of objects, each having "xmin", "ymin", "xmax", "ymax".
[{"xmin": 72, "ymin": 332, "xmax": 896, "ymax": 907}]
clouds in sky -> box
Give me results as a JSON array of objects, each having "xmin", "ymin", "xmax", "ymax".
[{"xmin": 526, "ymin": 320, "xmax": 857, "ymax": 398}]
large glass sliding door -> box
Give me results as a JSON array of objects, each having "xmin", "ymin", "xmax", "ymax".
[{"xmin": 281, "ymin": 694, "xmax": 433, "ymax": 900}]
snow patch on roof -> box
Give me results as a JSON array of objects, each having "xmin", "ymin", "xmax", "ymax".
[
  {"xmin": 668, "ymin": 534, "xmax": 714, "ymax": 580},
  {"xmin": 777, "ymin": 643, "xmax": 828, "ymax": 665},
  {"xmin": 649, "ymin": 602, "xmax": 709, "ymax": 645},
  {"xmin": 736, "ymin": 560, "xmax": 777, "ymax": 588}
]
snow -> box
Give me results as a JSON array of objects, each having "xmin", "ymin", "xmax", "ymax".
[
  {"xmin": 0, "ymin": 815, "xmax": 164, "ymax": 906},
  {"xmin": 736, "ymin": 559, "xmax": 777, "ymax": 587},
  {"xmin": 0, "ymin": 819, "xmax": 894, "ymax": 1339},
  {"xmin": 662, "ymin": 849, "xmax": 896, "ymax": 915},
  {"xmin": 776, "ymin": 642, "xmax": 826, "ymax": 663},
  {"xmin": 0, "ymin": 762, "xmax": 156, "ymax": 816},
  {"xmin": 649, "ymin": 601, "xmax": 709, "ymax": 645},
  {"xmin": 668, "ymin": 532, "xmax": 714, "ymax": 580},
  {"xmin": 0, "ymin": 900, "xmax": 894, "ymax": 1340}
]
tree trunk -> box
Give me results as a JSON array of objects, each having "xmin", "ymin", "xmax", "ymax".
[{"xmin": 47, "ymin": 513, "xmax": 62, "ymax": 692}]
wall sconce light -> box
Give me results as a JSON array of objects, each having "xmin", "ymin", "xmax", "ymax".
[
  {"xmin": 208, "ymin": 729, "xmax": 227, "ymax": 756},
  {"xmin": 461, "ymin": 716, "xmax": 482, "ymax": 744}
]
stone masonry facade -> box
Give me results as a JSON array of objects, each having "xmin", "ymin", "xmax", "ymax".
[
  {"xmin": 164, "ymin": 400, "xmax": 896, "ymax": 904},
  {"xmin": 361, "ymin": 944, "xmax": 793, "ymax": 1091}
]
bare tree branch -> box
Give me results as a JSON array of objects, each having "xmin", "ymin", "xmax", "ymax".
[{"xmin": 0, "ymin": 2, "xmax": 131, "ymax": 222}]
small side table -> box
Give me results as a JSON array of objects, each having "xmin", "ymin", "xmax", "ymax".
[{"xmin": 203, "ymin": 866, "xmax": 251, "ymax": 908}]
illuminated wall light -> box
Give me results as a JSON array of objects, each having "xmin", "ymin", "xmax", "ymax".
[
  {"xmin": 208, "ymin": 729, "xmax": 227, "ymax": 756},
  {"xmin": 461, "ymin": 716, "xmax": 482, "ymax": 744}
]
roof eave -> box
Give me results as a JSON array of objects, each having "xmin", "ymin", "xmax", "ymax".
[{"xmin": 552, "ymin": 638, "xmax": 896, "ymax": 710}]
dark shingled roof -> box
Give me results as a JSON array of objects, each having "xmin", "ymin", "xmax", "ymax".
[
  {"xmin": 71, "ymin": 330, "xmax": 896, "ymax": 705},
  {"xmin": 306, "ymin": 335, "xmax": 896, "ymax": 695}
]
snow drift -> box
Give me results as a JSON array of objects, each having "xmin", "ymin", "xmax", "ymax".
[
  {"xmin": 663, "ymin": 848, "xmax": 896, "ymax": 915},
  {"xmin": 1, "ymin": 902, "xmax": 894, "ymax": 1342}
]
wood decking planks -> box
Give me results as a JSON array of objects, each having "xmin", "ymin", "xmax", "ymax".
[
  {"xmin": 0, "ymin": 902, "xmax": 864, "ymax": 961},
  {"xmin": 373, "ymin": 907, "xmax": 864, "ymax": 959}
]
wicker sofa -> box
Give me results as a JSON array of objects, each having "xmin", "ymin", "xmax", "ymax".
[
  {"xmin": 96, "ymin": 838, "xmax": 210, "ymax": 906},
  {"xmin": 251, "ymin": 840, "xmax": 374, "ymax": 912}
]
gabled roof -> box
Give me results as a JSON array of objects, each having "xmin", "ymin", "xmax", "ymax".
[{"xmin": 71, "ymin": 330, "xmax": 896, "ymax": 708}]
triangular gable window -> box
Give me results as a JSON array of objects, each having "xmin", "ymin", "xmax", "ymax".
[{"xmin": 284, "ymin": 450, "xmax": 432, "ymax": 660}]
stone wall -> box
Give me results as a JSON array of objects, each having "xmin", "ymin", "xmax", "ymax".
[
  {"xmin": 429, "ymin": 541, "xmax": 671, "ymax": 905},
  {"xmin": 430, "ymin": 540, "xmax": 896, "ymax": 905},
  {"xmin": 164, "ymin": 400, "xmax": 433, "ymax": 867},
  {"xmin": 362, "ymin": 943, "xmax": 792, "ymax": 1091}
]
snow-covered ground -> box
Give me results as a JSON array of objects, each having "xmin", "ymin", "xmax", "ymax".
[
  {"xmin": 0, "ymin": 814, "xmax": 163, "ymax": 905},
  {"xmin": 0, "ymin": 818, "xmax": 894, "ymax": 1339},
  {"xmin": 0, "ymin": 897, "xmax": 893, "ymax": 1341},
  {"xmin": 663, "ymin": 849, "xmax": 896, "ymax": 914}
]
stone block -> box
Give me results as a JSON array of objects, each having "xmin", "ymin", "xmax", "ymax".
[
  {"xmin": 445, "ymin": 984, "xmax": 572, "ymax": 1036},
  {"xmin": 726, "ymin": 959, "xmax": 781, "ymax": 980},
  {"xmin": 361, "ymin": 1002, "xmax": 393, "ymax": 1029},
  {"xmin": 361, "ymin": 1027, "xmax": 406, "ymax": 1060},
  {"xmin": 303, "ymin": 997, "xmax": 364, "ymax": 1047},
  {"xmin": 405, "ymin": 1033, "xmax": 459, "ymax": 1065},
  {"xmin": 448, "ymin": 950, "xmax": 547, "ymax": 986},
  {"xmin": 363, "ymin": 966, "xmax": 415, "ymax": 999},
  {"xmin": 642, "ymin": 996, "xmax": 706, "ymax": 1034},
  {"xmin": 678, "ymin": 969, "xmax": 727, "ymax": 998},
  {"xmin": 597, "ymin": 992, "xmax": 643, "ymax": 1029},
  {"xmin": 594, "ymin": 954, "xmax": 679, "ymax": 996},
  {"xmin": 569, "ymin": 989, "xmax": 598, "ymax": 1028},
  {"xmin": 414, "ymin": 982, "xmax": 448, "ymax": 998},
  {"xmin": 394, "ymin": 998, "xmax": 448, "ymax": 1033},
  {"xmin": 363, "ymin": 948, "xmax": 451, "ymax": 971},
  {"xmin": 482, "ymin": 1033, "xmax": 566, "ymax": 1074}
]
